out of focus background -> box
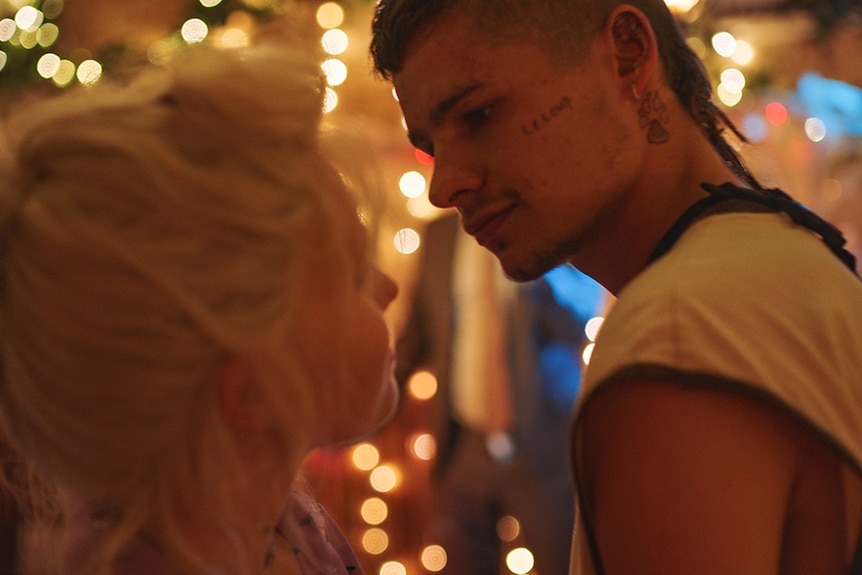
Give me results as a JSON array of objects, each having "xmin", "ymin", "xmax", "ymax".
[{"xmin": 1, "ymin": 1, "xmax": 860, "ymax": 574}]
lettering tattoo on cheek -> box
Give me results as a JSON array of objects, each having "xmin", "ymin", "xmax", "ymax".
[
  {"xmin": 638, "ymin": 90, "xmax": 670, "ymax": 144},
  {"xmin": 522, "ymin": 96, "xmax": 573, "ymax": 136}
]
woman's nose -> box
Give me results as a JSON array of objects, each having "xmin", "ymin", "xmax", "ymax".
[{"xmin": 374, "ymin": 269, "xmax": 398, "ymax": 309}]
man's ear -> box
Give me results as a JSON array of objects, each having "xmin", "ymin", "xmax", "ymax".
[
  {"xmin": 218, "ymin": 355, "xmax": 268, "ymax": 432},
  {"xmin": 603, "ymin": 5, "xmax": 659, "ymax": 99}
]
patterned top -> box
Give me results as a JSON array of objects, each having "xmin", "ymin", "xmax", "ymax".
[{"xmin": 61, "ymin": 491, "xmax": 364, "ymax": 575}]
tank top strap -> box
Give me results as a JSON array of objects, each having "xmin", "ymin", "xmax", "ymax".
[{"xmin": 648, "ymin": 182, "xmax": 858, "ymax": 275}]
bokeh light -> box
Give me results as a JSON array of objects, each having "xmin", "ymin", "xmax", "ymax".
[
  {"xmin": 497, "ymin": 515, "xmax": 521, "ymax": 542},
  {"xmin": 37, "ymin": 23, "xmax": 59, "ymax": 46},
  {"xmin": 370, "ymin": 465, "xmax": 399, "ymax": 493},
  {"xmin": 408, "ymin": 370, "xmax": 437, "ymax": 400},
  {"xmin": 379, "ymin": 561, "xmax": 407, "ymax": 575},
  {"xmin": 506, "ymin": 548, "xmax": 535, "ymax": 575},
  {"xmin": 76, "ymin": 59, "xmax": 102, "ymax": 85},
  {"xmin": 362, "ymin": 528, "xmax": 389, "ymax": 555},
  {"xmin": 399, "ymin": 170, "xmax": 427, "ymax": 198},
  {"xmin": 804, "ymin": 117, "xmax": 827, "ymax": 142},
  {"xmin": 322, "ymin": 58, "xmax": 347, "ymax": 86},
  {"xmin": 322, "ymin": 28, "xmax": 349, "ymax": 55},
  {"xmin": 409, "ymin": 433, "xmax": 436, "ymax": 461},
  {"xmin": 15, "ymin": 6, "xmax": 43, "ymax": 31},
  {"xmin": 731, "ymin": 39, "xmax": 754, "ymax": 65},
  {"xmin": 582, "ymin": 342, "xmax": 596, "ymax": 366},
  {"xmin": 420, "ymin": 545, "xmax": 447, "ymax": 572},
  {"xmin": 585, "ymin": 317, "xmax": 604, "ymax": 341},
  {"xmin": 765, "ymin": 102, "xmax": 788, "ymax": 126},
  {"xmin": 323, "ymin": 87, "xmax": 339, "ymax": 114},
  {"xmin": 52, "ymin": 59, "xmax": 75, "ymax": 86},
  {"xmin": 181, "ymin": 18, "xmax": 208, "ymax": 44},
  {"xmin": 711, "ymin": 31, "xmax": 736, "ymax": 58},
  {"xmin": 394, "ymin": 228, "xmax": 421, "ymax": 255},
  {"xmin": 0, "ymin": 19, "xmax": 15, "ymax": 42},
  {"xmin": 360, "ymin": 497, "xmax": 389, "ymax": 525},
  {"xmin": 316, "ymin": 2, "xmax": 345, "ymax": 29},
  {"xmin": 36, "ymin": 52, "xmax": 60, "ymax": 78},
  {"xmin": 352, "ymin": 443, "xmax": 380, "ymax": 471}
]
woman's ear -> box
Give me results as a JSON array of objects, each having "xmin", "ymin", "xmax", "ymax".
[
  {"xmin": 218, "ymin": 356, "xmax": 268, "ymax": 432},
  {"xmin": 603, "ymin": 5, "xmax": 659, "ymax": 100}
]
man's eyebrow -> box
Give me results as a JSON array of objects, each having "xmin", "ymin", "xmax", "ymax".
[
  {"xmin": 407, "ymin": 83, "xmax": 484, "ymax": 152},
  {"xmin": 429, "ymin": 83, "xmax": 482, "ymax": 127}
]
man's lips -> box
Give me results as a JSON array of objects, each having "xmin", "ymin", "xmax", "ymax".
[{"xmin": 464, "ymin": 205, "xmax": 516, "ymax": 246}]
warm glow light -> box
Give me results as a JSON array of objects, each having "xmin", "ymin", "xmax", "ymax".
[
  {"xmin": 582, "ymin": 342, "xmax": 596, "ymax": 366},
  {"xmin": 181, "ymin": 18, "xmax": 208, "ymax": 43},
  {"xmin": 380, "ymin": 561, "xmax": 407, "ymax": 575},
  {"xmin": 394, "ymin": 228, "xmax": 421, "ymax": 255},
  {"xmin": 717, "ymin": 84, "xmax": 743, "ymax": 107},
  {"xmin": 391, "ymin": 87, "xmax": 399, "ymax": 102},
  {"xmin": 720, "ymin": 68, "xmax": 746, "ymax": 94},
  {"xmin": 322, "ymin": 58, "xmax": 347, "ymax": 86},
  {"xmin": 765, "ymin": 102, "xmax": 788, "ymax": 126},
  {"xmin": 663, "ymin": 0, "xmax": 700, "ymax": 13},
  {"xmin": 731, "ymin": 39, "xmax": 754, "ymax": 65},
  {"xmin": 322, "ymin": 28, "xmax": 349, "ymax": 55},
  {"xmin": 399, "ymin": 170, "xmax": 427, "ymax": 198},
  {"xmin": 804, "ymin": 117, "xmax": 827, "ymax": 142},
  {"xmin": 421, "ymin": 545, "xmax": 447, "ymax": 572},
  {"xmin": 52, "ymin": 59, "xmax": 75, "ymax": 86},
  {"xmin": 36, "ymin": 23, "xmax": 58, "ymax": 47},
  {"xmin": 711, "ymin": 31, "xmax": 736, "ymax": 58},
  {"xmin": 218, "ymin": 28, "xmax": 248, "ymax": 48},
  {"xmin": 41, "ymin": 0, "xmax": 63, "ymax": 19},
  {"xmin": 585, "ymin": 317, "xmax": 604, "ymax": 341},
  {"xmin": 0, "ymin": 19, "xmax": 15, "ymax": 42},
  {"xmin": 316, "ymin": 2, "xmax": 345, "ymax": 29},
  {"xmin": 15, "ymin": 6, "xmax": 43, "ymax": 31},
  {"xmin": 323, "ymin": 87, "xmax": 339, "ymax": 114},
  {"xmin": 352, "ymin": 443, "xmax": 380, "ymax": 471},
  {"xmin": 409, "ymin": 433, "xmax": 436, "ymax": 461},
  {"xmin": 200, "ymin": 0, "xmax": 223, "ymax": 6},
  {"xmin": 370, "ymin": 465, "xmax": 399, "ymax": 493},
  {"xmin": 408, "ymin": 370, "xmax": 437, "ymax": 400},
  {"xmin": 362, "ymin": 528, "xmax": 389, "ymax": 555},
  {"xmin": 0, "ymin": 52, "xmax": 7, "ymax": 72},
  {"xmin": 36, "ymin": 52, "xmax": 60, "ymax": 78},
  {"xmin": 506, "ymin": 548, "xmax": 535, "ymax": 575},
  {"xmin": 76, "ymin": 59, "xmax": 102, "ymax": 85},
  {"xmin": 360, "ymin": 497, "xmax": 389, "ymax": 525},
  {"xmin": 497, "ymin": 516, "xmax": 521, "ymax": 542},
  {"xmin": 20, "ymin": 29, "xmax": 37, "ymax": 49}
]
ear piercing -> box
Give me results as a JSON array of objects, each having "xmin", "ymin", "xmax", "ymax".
[{"xmin": 632, "ymin": 84, "xmax": 642, "ymax": 101}]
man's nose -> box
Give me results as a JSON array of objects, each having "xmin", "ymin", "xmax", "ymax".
[{"xmin": 427, "ymin": 152, "xmax": 483, "ymax": 209}]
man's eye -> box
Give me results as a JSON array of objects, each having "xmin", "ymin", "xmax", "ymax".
[{"xmin": 463, "ymin": 104, "xmax": 493, "ymax": 127}]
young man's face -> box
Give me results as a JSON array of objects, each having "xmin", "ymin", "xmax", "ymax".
[{"xmin": 393, "ymin": 8, "xmax": 646, "ymax": 282}]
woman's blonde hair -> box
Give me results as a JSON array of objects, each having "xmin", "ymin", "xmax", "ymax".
[{"xmin": 0, "ymin": 45, "xmax": 353, "ymax": 573}]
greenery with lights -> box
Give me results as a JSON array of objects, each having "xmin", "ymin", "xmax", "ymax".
[
  {"xmin": 0, "ymin": 0, "xmax": 282, "ymax": 93},
  {"xmin": 0, "ymin": 0, "xmax": 372, "ymax": 95}
]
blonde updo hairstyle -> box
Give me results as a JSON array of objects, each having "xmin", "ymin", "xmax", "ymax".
[{"xmin": 0, "ymin": 46, "xmax": 355, "ymax": 573}]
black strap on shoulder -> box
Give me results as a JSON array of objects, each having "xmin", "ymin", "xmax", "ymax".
[{"xmin": 648, "ymin": 182, "xmax": 858, "ymax": 275}]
